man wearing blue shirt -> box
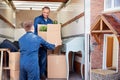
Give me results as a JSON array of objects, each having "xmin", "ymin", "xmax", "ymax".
[
  {"xmin": 34, "ymin": 6, "xmax": 53, "ymax": 79},
  {"xmin": 34, "ymin": 6, "xmax": 53, "ymax": 35},
  {"xmin": 19, "ymin": 21, "xmax": 55, "ymax": 80}
]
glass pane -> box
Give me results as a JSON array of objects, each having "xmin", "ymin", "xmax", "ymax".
[
  {"xmin": 114, "ymin": 0, "xmax": 120, "ymax": 7},
  {"xmin": 105, "ymin": 0, "xmax": 112, "ymax": 9}
]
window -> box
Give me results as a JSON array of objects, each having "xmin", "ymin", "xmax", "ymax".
[{"xmin": 104, "ymin": 0, "xmax": 120, "ymax": 11}]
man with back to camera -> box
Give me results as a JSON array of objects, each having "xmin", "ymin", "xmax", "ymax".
[
  {"xmin": 34, "ymin": 6, "xmax": 53, "ymax": 79},
  {"xmin": 19, "ymin": 21, "xmax": 55, "ymax": 80}
]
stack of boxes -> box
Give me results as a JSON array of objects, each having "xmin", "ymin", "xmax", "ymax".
[
  {"xmin": 9, "ymin": 52, "xmax": 20, "ymax": 80},
  {"xmin": 38, "ymin": 24, "xmax": 67, "ymax": 78}
]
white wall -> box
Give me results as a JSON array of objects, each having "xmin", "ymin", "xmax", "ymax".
[
  {"xmin": 14, "ymin": 28, "xmax": 26, "ymax": 41},
  {"xmin": 0, "ymin": 2, "xmax": 16, "ymax": 42},
  {"xmin": 61, "ymin": 17, "xmax": 84, "ymax": 37},
  {"xmin": 57, "ymin": 0, "xmax": 84, "ymax": 37}
]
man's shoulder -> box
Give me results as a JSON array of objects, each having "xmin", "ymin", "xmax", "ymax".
[
  {"xmin": 48, "ymin": 18, "xmax": 53, "ymax": 23},
  {"xmin": 35, "ymin": 15, "xmax": 43, "ymax": 20},
  {"xmin": 18, "ymin": 34, "xmax": 26, "ymax": 42}
]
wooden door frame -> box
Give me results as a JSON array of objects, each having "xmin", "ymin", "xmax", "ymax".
[{"xmin": 102, "ymin": 34, "xmax": 119, "ymax": 72}]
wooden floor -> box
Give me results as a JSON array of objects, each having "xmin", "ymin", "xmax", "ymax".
[{"xmin": 47, "ymin": 72, "xmax": 82, "ymax": 80}]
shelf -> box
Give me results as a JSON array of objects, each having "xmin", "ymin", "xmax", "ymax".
[
  {"xmin": 3, "ymin": 67, "xmax": 10, "ymax": 70},
  {"xmin": 0, "ymin": 34, "xmax": 14, "ymax": 39}
]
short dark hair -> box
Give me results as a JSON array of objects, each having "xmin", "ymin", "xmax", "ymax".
[{"xmin": 42, "ymin": 6, "xmax": 50, "ymax": 11}]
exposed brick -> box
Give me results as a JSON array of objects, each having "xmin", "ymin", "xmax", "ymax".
[
  {"xmin": 91, "ymin": 0, "xmax": 120, "ymax": 72},
  {"xmin": 91, "ymin": 0, "xmax": 104, "ymax": 24}
]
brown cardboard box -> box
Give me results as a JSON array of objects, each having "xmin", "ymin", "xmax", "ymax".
[
  {"xmin": 38, "ymin": 24, "xmax": 62, "ymax": 45},
  {"xmin": 9, "ymin": 52, "xmax": 20, "ymax": 70},
  {"xmin": 47, "ymin": 24, "xmax": 61, "ymax": 45},
  {"xmin": 47, "ymin": 54, "xmax": 67, "ymax": 78},
  {"xmin": 38, "ymin": 32, "xmax": 47, "ymax": 40},
  {"xmin": 38, "ymin": 24, "xmax": 47, "ymax": 40},
  {"xmin": 10, "ymin": 70, "xmax": 19, "ymax": 80},
  {"xmin": 47, "ymin": 24, "xmax": 61, "ymax": 32},
  {"xmin": 47, "ymin": 45, "xmax": 62, "ymax": 55}
]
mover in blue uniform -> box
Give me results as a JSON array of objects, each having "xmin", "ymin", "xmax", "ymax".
[
  {"xmin": 19, "ymin": 21, "xmax": 55, "ymax": 80},
  {"xmin": 34, "ymin": 6, "xmax": 53, "ymax": 79}
]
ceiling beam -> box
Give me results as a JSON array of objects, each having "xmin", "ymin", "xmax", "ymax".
[{"xmin": 12, "ymin": 0, "xmax": 68, "ymax": 3}]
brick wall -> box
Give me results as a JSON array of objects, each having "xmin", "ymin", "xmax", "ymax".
[
  {"xmin": 91, "ymin": 35, "xmax": 104, "ymax": 69},
  {"xmin": 90, "ymin": 0, "xmax": 120, "ymax": 70},
  {"xmin": 91, "ymin": 0, "xmax": 104, "ymax": 24},
  {"xmin": 90, "ymin": 0, "xmax": 104, "ymax": 69}
]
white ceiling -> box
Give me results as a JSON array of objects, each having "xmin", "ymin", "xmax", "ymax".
[
  {"xmin": 0, "ymin": 1, "xmax": 10, "ymax": 9},
  {"xmin": 13, "ymin": 1, "xmax": 63, "ymax": 11}
]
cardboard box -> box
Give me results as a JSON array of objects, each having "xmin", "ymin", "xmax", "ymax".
[
  {"xmin": 47, "ymin": 45, "xmax": 62, "ymax": 55},
  {"xmin": 47, "ymin": 54, "xmax": 67, "ymax": 78},
  {"xmin": 9, "ymin": 52, "xmax": 20, "ymax": 70},
  {"xmin": 47, "ymin": 24, "xmax": 61, "ymax": 32},
  {"xmin": 47, "ymin": 24, "xmax": 61, "ymax": 45},
  {"xmin": 10, "ymin": 70, "xmax": 19, "ymax": 80},
  {"xmin": 38, "ymin": 32, "xmax": 47, "ymax": 40},
  {"xmin": 38, "ymin": 24, "xmax": 62, "ymax": 45}
]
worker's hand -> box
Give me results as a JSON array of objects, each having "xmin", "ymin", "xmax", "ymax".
[{"xmin": 54, "ymin": 43, "xmax": 58, "ymax": 47}]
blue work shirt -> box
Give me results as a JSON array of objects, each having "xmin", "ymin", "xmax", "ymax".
[
  {"xmin": 19, "ymin": 32, "xmax": 55, "ymax": 80},
  {"xmin": 34, "ymin": 15, "xmax": 53, "ymax": 35},
  {"xmin": 19, "ymin": 31, "xmax": 55, "ymax": 57}
]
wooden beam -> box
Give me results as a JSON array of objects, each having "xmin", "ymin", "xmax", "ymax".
[
  {"xmin": 12, "ymin": 0, "xmax": 68, "ymax": 3},
  {"xmin": 101, "ymin": 15, "xmax": 118, "ymax": 35},
  {"xmin": 92, "ymin": 34, "xmax": 101, "ymax": 44},
  {"xmin": 100, "ymin": 19, "xmax": 103, "ymax": 30},
  {"xmin": 91, "ymin": 15, "xmax": 101, "ymax": 31},
  {"xmin": 91, "ymin": 30, "xmax": 112, "ymax": 33},
  {"xmin": 62, "ymin": 12, "xmax": 84, "ymax": 27},
  {"xmin": 0, "ymin": 15, "xmax": 15, "ymax": 28}
]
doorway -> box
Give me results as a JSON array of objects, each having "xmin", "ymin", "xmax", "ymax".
[{"xmin": 103, "ymin": 34, "xmax": 119, "ymax": 72}]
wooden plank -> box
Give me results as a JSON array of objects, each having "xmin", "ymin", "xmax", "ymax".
[
  {"xmin": 100, "ymin": 19, "xmax": 103, "ymax": 30},
  {"xmin": 62, "ymin": 12, "xmax": 84, "ymax": 27},
  {"xmin": 91, "ymin": 30, "xmax": 112, "ymax": 33},
  {"xmin": 92, "ymin": 34, "xmax": 101, "ymax": 44},
  {"xmin": 12, "ymin": 0, "xmax": 68, "ymax": 3},
  {"xmin": 0, "ymin": 15, "xmax": 15, "ymax": 28},
  {"xmin": 3, "ymin": 67, "xmax": 10, "ymax": 70},
  {"xmin": 91, "ymin": 15, "xmax": 101, "ymax": 31}
]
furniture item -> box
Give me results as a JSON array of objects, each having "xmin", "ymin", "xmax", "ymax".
[
  {"xmin": 0, "ymin": 49, "xmax": 10, "ymax": 80},
  {"xmin": 62, "ymin": 37, "xmax": 85, "ymax": 80}
]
